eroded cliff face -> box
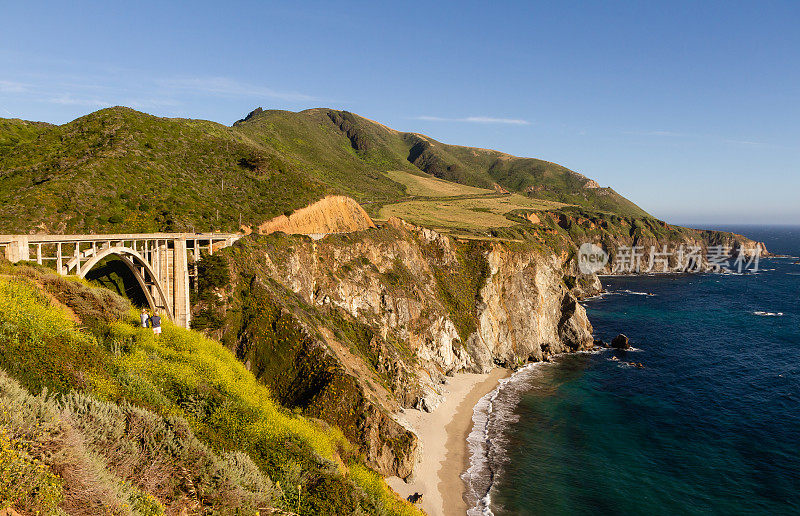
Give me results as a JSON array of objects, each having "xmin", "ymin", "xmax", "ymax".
[
  {"xmin": 257, "ymin": 217, "xmax": 594, "ymax": 376},
  {"xmin": 262, "ymin": 219, "xmax": 474, "ymax": 377},
  {"xmin": 258, "ymin": 195, "xmax": 376, "ymax": 235},
  {"xmin": 193, "ymin": 218, "xmax": 594, "ymax": 478},
  {"xmin": 468, "ymin": 243, "xmax": 594, "ymax": 371}
]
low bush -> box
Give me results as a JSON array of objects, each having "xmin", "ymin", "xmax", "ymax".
[
  {"xmin": 0, "ymin": 427, "xmax": 63, "ymax": 514},
  {"xmin": 0, "ymin": 367, "xmax": 146, "ymax": 515}
]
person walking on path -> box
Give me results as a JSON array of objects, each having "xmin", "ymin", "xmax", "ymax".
[
  {"xmin": 150, "ymin": 312, "xmax": 162, "ymax": 336},
  {"xmin": 140, "ymin": 308, "xmax": 150, "ymax": 328}
]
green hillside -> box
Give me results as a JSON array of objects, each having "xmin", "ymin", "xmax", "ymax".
[
  {"xmin": 233, "ymin": 108, "xmax": 651, "ymax": 218},
  {"xmin": 0, "ymin": 109, "xmax": 332, "ymax": 234},
  {"xmin": 0, "ymin": 262, "xmax": 421, "ymax": 515},
  {"xmin": 0, "ymin": 106, "xmax": 650, "ymax": 235}
]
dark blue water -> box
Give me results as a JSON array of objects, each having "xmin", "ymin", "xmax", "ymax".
[{"xmin": 469, "ymin": 226, "xmax": 800, "ymax": 515}]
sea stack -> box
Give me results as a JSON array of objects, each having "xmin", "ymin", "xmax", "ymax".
[{"xmin": 611, "ymin": 334, "xmax": 630, "ymax": 349}]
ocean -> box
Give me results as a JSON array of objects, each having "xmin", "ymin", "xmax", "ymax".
[{"xmin": 464, "ymin": 225, "xmax": 800, "ymax": 515}]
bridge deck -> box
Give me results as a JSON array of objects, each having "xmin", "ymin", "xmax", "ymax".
[{"xmin": 0, "ymin": 232, "xmax": 240, "ymax": 244}]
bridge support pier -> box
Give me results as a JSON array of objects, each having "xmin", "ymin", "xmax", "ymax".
[
  {"xmin": 4, "ymin": 237, "xmax": 30, "ymax": 262},
  {"xmin": 172, "ymin": 239, "xmax": 191, "ymax": 329}
]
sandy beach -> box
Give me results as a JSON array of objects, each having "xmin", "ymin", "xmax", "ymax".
[{"xmin": 387, "ymin": 368, "xmax": 510, "ymax": 516}]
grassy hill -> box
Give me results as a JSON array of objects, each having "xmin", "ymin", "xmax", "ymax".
[
  {"xmin": 0, "ymin": 261, "xmax": 421, "ymax": 515},
  {"xmin": 0, "ymin": 110, "xmax": 331, "ymax": 234},
  {"xmin": 0, "ymin": 106, "xmax": 651, "ymax": 235},
  {"xmin": 233, "ymin": 108, "xmax": 651, "ymax": 219}
]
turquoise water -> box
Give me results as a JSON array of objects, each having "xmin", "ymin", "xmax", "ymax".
[{"xmin": 465, "ymin": 226, "xmax": 800, "ymax": 515}]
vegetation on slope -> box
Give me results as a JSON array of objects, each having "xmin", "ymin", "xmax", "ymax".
[
  {"xmin": 398, "ymin": 133, "xmax": 650, "ymax": 218},
  {"xmin": 383, "ymin": 169, "xmax": 492, "ymax": 198},
  {"xmin": 0, "ymin": 263, "xmax": 422, "ymax": 515},
  {"xmin": 487, "ymin": 205, "xmax": 767, "ymax": 271},
  {"xmin": 0, "ymin": 108, "xmax": 328, "ymax": 233},
  {"xmin": 191, "ymin": 236, "xmax": 423, "ymax": 478},
  {"xmin": 0, "ymin": 106, "xmax": 651, "ymax": 235},
  {"xmin": 233, "ymin": 108, "xmax": 651, "ymax": 219},
  {"xmin": 379, "ymin": 192, "xmax": 564, "ymax": 231}
]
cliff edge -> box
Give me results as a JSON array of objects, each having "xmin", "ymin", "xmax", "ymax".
[{"xmin": 259, "ymin": 195, "xmax": 376, "ymax": 236}]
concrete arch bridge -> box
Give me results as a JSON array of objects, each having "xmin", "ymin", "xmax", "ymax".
[{"xmin": 0, "ymin": 233, "xmax": 240, "ymax": 328}]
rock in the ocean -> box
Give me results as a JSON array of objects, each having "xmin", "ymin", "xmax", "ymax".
[{"xmin": 611, "ymin": 333, "xmax": 630, "ymax": 349}]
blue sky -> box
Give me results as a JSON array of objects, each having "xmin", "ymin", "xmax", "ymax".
[{"xmin": 2, "ymin": 1, "xmax": 798, "ymax": 225}]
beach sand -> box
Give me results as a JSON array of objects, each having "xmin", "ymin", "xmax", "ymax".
[{"xmin": 386, "ymin": 368, "xmax": 510, "ymax": 516}]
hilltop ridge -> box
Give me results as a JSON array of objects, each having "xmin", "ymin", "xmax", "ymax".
[{"xmin": 0, "ymin": 106, "xmax": 650, "ymax": 235}]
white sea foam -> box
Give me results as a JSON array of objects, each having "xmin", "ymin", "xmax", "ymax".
[
  {"xmin": 463, "ymin": 363, "xmax": 543, "ymax": 516},
  {"xmin": 587, "ymin": 289, "xmax": 655, "ymax": 300},
  {"xmin": 583, "ymin": 291, "xmax": 620, "ymax": 301},
  {"xmin": 583, "ymin": 293, "xmax": 605, "ymax": 301},
  {"xmin": 463, "ymin": 375, "xmax": 512, "ymax": 515},
  {"xmin": 463, "ymin": 350, "xmax": 602, "ymax": 515},
  {"xmin": 619, "ymin": 289, "xmax": 656, "ymax": 296}
]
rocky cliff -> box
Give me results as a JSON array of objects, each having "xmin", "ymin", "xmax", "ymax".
[
  {"xmin": 467, "ymin": 241, "xmax": 594, "ymax": 371},
  {"xmin": 192, "ymin": 217, "xmax": 594, "ymax": 479}
]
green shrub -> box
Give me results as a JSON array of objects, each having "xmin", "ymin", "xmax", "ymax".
[
  {"xmin": 66, "ymin": 390, "xmax": 280, "ymax": 513},
  {"xmin": 0, "ymin": 275, "xmax": 113, "ymax": 394},
  {"xmin": 0, "ymin": 367, "xmax": 140, "ymax": 515},
  {"xmin": 350, "ymin": 464, "xmax": 423, "ymax": 516},
  {"xmin": 197, "ymin": 253, "xmax": 230, "ymax": 294},
  {"xmin": 0, "ymin": 428, "xmax": 63, "ymax": 513}
]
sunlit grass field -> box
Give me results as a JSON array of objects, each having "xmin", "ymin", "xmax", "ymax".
[
  {"xmin": 384, "ymin": 169, "xmax": 493, "ymax": 197},
  {"xmin": 379, "ymin": 193, "xmax": 566, "ymax": 230}
]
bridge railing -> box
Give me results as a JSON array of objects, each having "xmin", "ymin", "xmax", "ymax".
[{"xmin": 1, "ymin": 233, "xmax": 241, "ymax": 266}]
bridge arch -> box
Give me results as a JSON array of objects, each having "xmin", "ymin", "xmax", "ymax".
[
  {"xmin": 78, "ymin": 246, "xmax": 174, "ymax": 320},
  {"xmin": 2, "ymin": 232, "xmax": 241, "ymax": 328}
]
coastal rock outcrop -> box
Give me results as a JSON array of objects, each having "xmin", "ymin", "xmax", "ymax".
[
  {"xmin": 611, "ymin": 334, "xmax": 630, "ymax": 349},
  {"xmin": 468, "ymin": 242, "xmax": 593, "ymax": 370},
  {"xmin": 527, "ymin": 209, "xmax": 768, "ymax": 274}
]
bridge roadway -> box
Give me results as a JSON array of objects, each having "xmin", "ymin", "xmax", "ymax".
[{"xmin": 0, "ymin": 232, "xmax": 241, "ymax": 328}]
